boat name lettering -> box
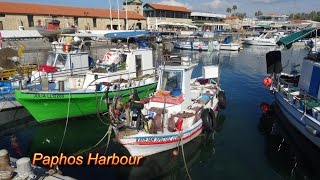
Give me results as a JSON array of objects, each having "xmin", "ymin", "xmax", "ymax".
[
  {"xmin": 136, "ymin": 136, "xmax": 177, "ymax": 142},
  {"xmin": 33, "ymin": 94, "xmax": 64, "ymax": 99}
]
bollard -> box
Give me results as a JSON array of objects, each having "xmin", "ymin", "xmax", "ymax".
[
  {"xmin": 0, "ymin": 149, "xmax": 13, "ymax": 180},
  {"xmin": 16, "ymin": 157, "xmax": 33, "ymax": 178},
  {"xmin": 18, "ymin": 80, "xmax": 22, "ymax": 90},
  {"xmin": 41, "ymin": 76, "xmax": 49, "ymax": 91},
  {"xmin": 58, "ymin": 81, "xmax": 65, "ymax": 92}
]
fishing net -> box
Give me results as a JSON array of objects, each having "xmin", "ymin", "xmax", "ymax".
[{"xmin": 0, "ymin": 48, "xmax": 18, "ymax": 69}]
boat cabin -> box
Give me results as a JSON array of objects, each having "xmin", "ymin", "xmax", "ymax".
[
  {"xmin": 31, "ymin": 51, "xmax": 90, "ymax": 82},
  {"xmin": 146, "ymin": 59, "xmax": 196, "ymax": 114},
  {"xmin": 82, "ymin": 48, "xmax": 155, "ymax": 90}
]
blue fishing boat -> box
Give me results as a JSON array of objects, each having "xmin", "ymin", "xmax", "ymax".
[{"xmin": 265, "ymin": 27, "xmax": 320, "ymax": 148}]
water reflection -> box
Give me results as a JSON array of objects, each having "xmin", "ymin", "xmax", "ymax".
[
  {"xmin": 128, "ymin": 113, "xmax": 226, "ymax": 180},
  {"xmin": 259, "ymin": 102, "xmax": 320, "ymax": 180}
]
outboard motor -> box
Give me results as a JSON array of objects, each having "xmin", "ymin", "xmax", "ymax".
[
  {"xmin": 266, "ymin": 50, "xmax": 282, "ymax": 74},
  {"xmin": 129, "ymin": 89, "xmax": 143, "ymax": 129}
]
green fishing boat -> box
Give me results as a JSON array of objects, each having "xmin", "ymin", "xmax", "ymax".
[
  {"xmin": 15, "ymin": 47, "xmax": 157, "ymax": 122},
  {"xmin": 15, "ymin": 83, "xmax": 156, "ymax": 122}
]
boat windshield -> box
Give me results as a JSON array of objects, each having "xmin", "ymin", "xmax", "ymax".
[
  {"xmin": 46, "ymin": 52, "xmax": 67, "ymax": 68},
  {"xmin": 160, "ymin": 70, "xmax": 183, "ymax": 92}
]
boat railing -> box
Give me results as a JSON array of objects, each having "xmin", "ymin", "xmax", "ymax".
[
  {"xmin": 84, "ymin": 67, "xmax": 158, "ymax": 92},
  {"xmin": 276, "ymin": 76, "xmax": 320, "ymax": 121},
  {"xmin": 159, "ymin": 55, "xmax": 195, "ymax": 66}
]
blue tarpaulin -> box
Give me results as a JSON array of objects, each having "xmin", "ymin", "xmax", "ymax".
[
  {"xmin": 223, "ymin": 36, "xmax": 232, "ymax": 44},
  {"xmin": 104, "ymin": 31, "xmax": 152, "ymax": 39},
  {"xmin": 309, "ymin": 66, "xmax": 320, "ymax": 98}
]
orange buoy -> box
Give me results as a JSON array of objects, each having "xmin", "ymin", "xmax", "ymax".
[
  {"xmin": 172, "ymin": 149, "xmax": 178, "ymax": 156},
  {"xmin": 263, "ymin": 77, "xmax": 272, "ymax": 87},
  {"xmin": 260, "ymin": 102, "xmax": 270, "ymax": 113},
  {"xmin": 176, "ymin": 118, "xmax": 183, "ymax": 131}
]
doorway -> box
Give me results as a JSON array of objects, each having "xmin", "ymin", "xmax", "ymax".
[
  {"xmin": 0, "ymin": 21, "xmax": 3, "ymax": 30},
  {"xmin": 136, "ymin": 22, "xmax": 142, "ymax": 30},
  {"xmin": 135, "ymin": 55, "xmax": 142, "ymax": 78}
]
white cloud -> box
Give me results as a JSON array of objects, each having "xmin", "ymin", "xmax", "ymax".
[
  {"xmin": 204, "ymin": 0, "xmax": 224, "ymax": 9},
  {"xmin": 251, "ymin": 0, "xmax": 278, "ymax": 3},
  {"xmin": 157, "ymin": 0, "xmax": 190, "ymax": 8}
]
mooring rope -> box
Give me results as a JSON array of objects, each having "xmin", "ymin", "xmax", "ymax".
[
  {"xmin": 73, "ymin": 124, "xmax": 112, "ymax": 156},
  {"xmin": 177, "ymin": 131, "xmax": 192, "ymax": 180},
  {"xmin": 95, "ymin": 90, "xmax": 109, "ymax": 126},
  {"xmin": 57, "ymin": 91, "xmax": 71, "ymax": 155}
]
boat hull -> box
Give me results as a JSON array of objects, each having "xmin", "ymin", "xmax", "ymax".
[
  {"xmin": 243, "ymin": 39, "xmax": 276, "ymax": 46},
  {"xmin": 15, "ymin": 83, "xmax": 157, "ymax": 122},
  {"xmin": 275, "ymin": 92, "xmax": 320, "ymax": 148},
  {"xmin": 36, "ymin": 27, "xmax": 76, "ymax": 37},
  {"xmin": 116, "ymin": 120, "xmax": 203, "ymax": 157},
  {"xmin": 220, "ymin": 44, "xmax": 240, "ymax": 51}
]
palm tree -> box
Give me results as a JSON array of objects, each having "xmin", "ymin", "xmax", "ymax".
[
  {"xmin": 255, "ymin": 10, "xmax": 263, "ymax": 17},
  {"xmin": 226, "ymin": 8, "xmax": 232, "ymax": 14},
  {"xmin": 232, "ymin": 5, "xmax": 237, "ymax": 12}
]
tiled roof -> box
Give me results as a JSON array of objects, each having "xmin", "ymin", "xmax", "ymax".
[
  {"xmin": 0, "ymin": 2, "xmax": 145, "ymax": 20},
  {"xmin": 145, "ymin": 3, "xmax": 191, "ymax": 13},
  {"xmin": 225, "ymin": 16, "xmax": 239, "ymax": 20}
]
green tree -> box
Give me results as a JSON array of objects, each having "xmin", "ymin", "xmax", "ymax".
[
  {"xmin": 226, "ymin": 8, "xmax": 232, "ymax": 14},
  {"xmin": 254, "ymin": 10, "xmax": 263, "ymax": 17},
  {"xmin": 232, "ymin": 5, "xmax": 237, "ymax": 12}
]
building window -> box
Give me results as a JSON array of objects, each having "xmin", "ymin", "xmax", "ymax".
[
  {"xmin": 74, "ymin": 17, "xmax": 78, "ymax": 26},
  {"xmin": 93, "ymin": 18, "xmax": 97, "ymax": 27},
  {"xmin": 27, "ymin": 15, "xmax": 34, "ymax": 27},
  {"xmin": 0, "ymin": 14, "xmax": 5, "ymax": 17}
]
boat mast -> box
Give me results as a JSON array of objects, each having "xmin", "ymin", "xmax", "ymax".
[
  {"xmin": 315, "ymin": 28, "xmax": 318, "ymax": 52},
  {"xmin": 108, "ymin": 0, "xmax": 113, "ymax": 30},
  {"xmin": 117, "ymin": 0, "xmax": 120, "ymax": 30},
  {"xmin": 126, "ymin": 0, "xmax": 128, "ymax": 30}
]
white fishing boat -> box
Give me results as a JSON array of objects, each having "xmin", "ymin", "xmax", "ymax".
[
  {"xmin": 174, "ymin": 41, "xmax": 219, "ymax": 51},
  {"xmin": 219, "ymin": 36, "xmax": 240, "ymax": 51},
  {"xmin": 108, "ymin": 55, "xmax": 227, "ymax": 157},
  {"xmin": 305, "ymin": 38, "xmax": 320, "ymax": 52},
  {"xmin": 243, "ymin": 31, "xmax": 285, "ymax": 46},
  {"xmin": 265, "ymin": 27, "xmax": 320, "ymax": 148}
]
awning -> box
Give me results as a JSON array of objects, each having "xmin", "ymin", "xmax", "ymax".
[
  {"xmin": 256, "ymin": 24, "xmax": 272, "ymax": 29},
  {"xmin": 276, "ymin": 27, "xmax": 317, "ymax": 49}
]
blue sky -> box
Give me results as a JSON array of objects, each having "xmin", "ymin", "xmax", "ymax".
[{"xmin": 1, "ymin": 0, "xmax": 320, "ymax": 17}]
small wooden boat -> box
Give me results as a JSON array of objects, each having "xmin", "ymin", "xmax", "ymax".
[
  {"xmin": 219, "ymin": 36, "xmax": 240, "ymax": 51},
  {"xmin": 35, "ymin": 19, "xmax": 76, "ymax": 38},
  {"xmin": 108, "ymin": 55, "xmax": 227, "ymax": 157}
]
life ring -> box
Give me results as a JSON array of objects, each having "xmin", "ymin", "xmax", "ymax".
[
  {"xmin": 201, "ymin": 108, "xmax": 217, "ymax": 132},
  {"xmin": 218, "ymin": 91, "xmax": 227, "ymax": 109},
  {"xmin": 103, "ymin": 51, "xmax": 112, "ymax": 61}
]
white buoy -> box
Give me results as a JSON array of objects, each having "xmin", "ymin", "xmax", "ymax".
[
  {"xmin": 0, "ymin": 149, "xmax": 10, "ymax": 166},
  {"xmin": 16, "ymin": 157, "xmax": 33, "ymax": 178}
]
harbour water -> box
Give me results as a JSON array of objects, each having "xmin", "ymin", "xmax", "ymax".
[{"xmin": 1, "ymin": 44, "xmax": 320, "ymax": 180}]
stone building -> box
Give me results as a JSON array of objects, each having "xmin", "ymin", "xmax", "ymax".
[
  {"xmin": 224, "ymin": 16, "xmax": 242, "ymax": 30},
  {"xmin": 123, "ymin": 0, "xmax": 144, "ymax": 16},
  {"xmin": 0, "ymin": 2, "xmax": 146, "ymax": 30},
  {"xmin": 190, "ymin": 12, "xmax": 227, "ymax": 31},
  {"xmin": 143, "ymin": 3, "xmax": 192, "ymax": 29}
]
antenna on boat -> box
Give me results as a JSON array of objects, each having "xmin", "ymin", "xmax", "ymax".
[
  {"xmin": 108, "ymin": 0, "xmax": 113, "ymax": 31},
  {"xmin": 125, "ymin": 0, "xmax": 128, "ymax": 30},
  {"xmin": 315, "ymin": 28, "xmax": 318, "ymax": 53},
  {"xmin": 117, "ymin": 0, "xmax": 120, "ymax": 30}
]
